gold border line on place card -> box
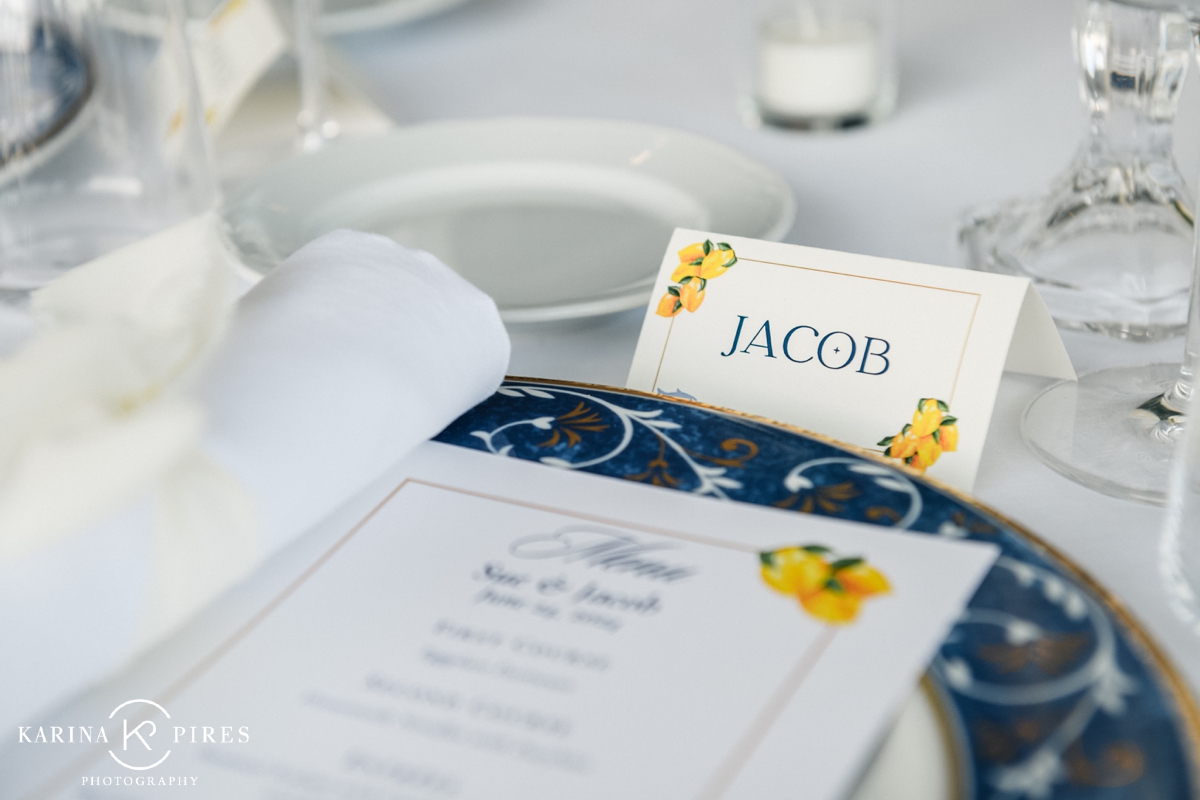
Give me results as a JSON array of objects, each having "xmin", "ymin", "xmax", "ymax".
[
  {"xmin": 651, "ymin": 315, "xmax": 676, "ymax": 398},
  {"xmin": 29, "ymin": 476, "xmax": 844, "ymax": 800},
  {"xmin": 947, "ymin": 297, "xmax": 981, "ymax": 407},
  {"xmin": 650, "ymin": 258, "xmax": 983, "ymax": 408}
]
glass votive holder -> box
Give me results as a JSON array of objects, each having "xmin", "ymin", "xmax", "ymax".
[{"xmin": 755, "ymin": 1, "xmax": 897, "ymax": 130}]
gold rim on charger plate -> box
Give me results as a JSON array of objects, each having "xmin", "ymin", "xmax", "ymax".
[{"xmin": 504, "ymin": 376, "xmax": 1200, "ymax": 787}]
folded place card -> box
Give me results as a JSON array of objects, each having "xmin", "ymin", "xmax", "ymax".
[
  {"xmin": 40, "ymin": 443, "xmax": 997, "ymax": 800},
  {"xmin": 627, "ymin": 229, "xmax": 1075, "ymax": 491}
]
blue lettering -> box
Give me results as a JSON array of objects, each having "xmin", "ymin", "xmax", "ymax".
[
  {"xmin": 817, "ymin": 332, "xmax": 856, "ymax": 369},
  {"xmin": 719, "ymin": 315, "xmax": 748, "ymax": 357},
  {"xmin": 741, "ymin": 320, "xmax": 776, "ymax": 358},
  {"xmin": 782, "ymin": 325, "xmax": 818, "ymax": 363},
  {"xmin": 858, "ymin": 337, "xmax": 890, "ymax": 375}
]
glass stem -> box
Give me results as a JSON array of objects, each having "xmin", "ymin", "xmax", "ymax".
[
  {"xmin": 1161, "ymin": 235, "xmax": 1200, "ymax": 413},
  {"xmin": 294, "ymin": 0, "xmax": 334, "ymax": 152},
  {"xmin": 1162, "ymin": 20, "xmax": 1200, "ymax": 415}
]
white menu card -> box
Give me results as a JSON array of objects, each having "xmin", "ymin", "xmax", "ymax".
[{"xmin": 48, "ymin": 444, "xmax": 996, "ymax": 800}]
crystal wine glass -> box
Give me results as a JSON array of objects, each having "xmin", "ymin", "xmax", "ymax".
[
  {"xmin": 975, "ymin": 0, "xmax": 1200, "ymax": 503},
  {"xmin": 292, "ymin": 0, "xmax": 339, "ymax": 152},
  {"xmin": 962, "ymin": 0, "xmax": 1195, "ymax": 342}
]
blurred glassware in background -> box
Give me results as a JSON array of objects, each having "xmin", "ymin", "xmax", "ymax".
[
  {"xmin": 100, "ymin": 0, "xmax": 392, "ymax": 191},
  {"xmin": 753, "ymin": 0, "xmax": 897, "ymax": 130},
  {"xmin": 1018, "ymin": 0, "xmax": 1200, "ymax": 504},
  {"xmin": 210, "ymin": 49, "xmax": 391, "ymax": 190},
  {"xmin": 293, "ymin": 0, "xmax": 337, "ymax": 152},
  {"xmin": 0, "ymin": 0, "xmax": 215, "ymax": 292},
  {"xmin": 961, "ymin": 0, "xmax": 1194, "ymax": 342}
]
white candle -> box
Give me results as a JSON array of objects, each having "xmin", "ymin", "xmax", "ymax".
[{"xmin": 758, "ymin": 9, "xmax": 883, "ymax": 119}]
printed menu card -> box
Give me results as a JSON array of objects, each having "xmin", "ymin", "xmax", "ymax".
[
  {"xmin": 627, "ymin": 230, "xmax": 1075, "ymax": 491},
  {"xmin": 49, "ymin": 443, "xmax": 997, "ymax": 800}
]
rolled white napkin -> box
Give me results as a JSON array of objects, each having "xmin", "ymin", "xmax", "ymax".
[
  {"xmin": 197, "ymin": 229, "xmax": 509, "ymax": 553},
  {"xmin": 0, "ymin": 224, "xmax": 509, "ymax": 731}
]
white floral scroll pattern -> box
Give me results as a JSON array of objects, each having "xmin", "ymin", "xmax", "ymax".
[
  {"xmin": 473, "ymin": 386, "xmax": 927, "ymax": 520},
  {"xmin": 782, "ymin": 458, "xmax": 923, "ymax": 530},
  {"xmin": 471, "ymin": 384, "xmax": 743, "ymax": 499},
  {"xmin": 933, "ymin": 557, "xmax": 1137, "ymax": 799}
]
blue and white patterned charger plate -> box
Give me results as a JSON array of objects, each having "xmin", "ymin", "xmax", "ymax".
[{"xmin": 436, "ymin": 378, "xmax": 1200, "ymax": 800}]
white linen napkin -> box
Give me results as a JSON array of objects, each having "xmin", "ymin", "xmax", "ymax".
[
  {"xmin": 195, "ymin": 229, "xmax": 509, "ymax": 555},
  {"xmin": 0, "ymin": 223, "xmax": 509, "ymax": 731}
]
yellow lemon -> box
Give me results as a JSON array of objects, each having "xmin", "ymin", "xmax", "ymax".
[
  {"xmin": 678, "ymin": 281, "xmax": 705, "ymax": 312},
  {"xmin": 677, "ymin": 242, "xmax": 706, "ymax": 263},
  {"xmin": 655, "ymin": 292, "xmax": 681, "ymax": 317},
  {"xmin": 940, "ymin": 424, "xmax": 958, "ymax": 452},
  {"xmin": 801, "ymin": 589, "xmax": 862, "ymax": 624},
  {"xmin": 761, "ymin": 549, "xmax": 830, "ymax": 596},
  {"xmin": 890, "ymin": 431, "xmax": 919, "ymax": 460},
  {"xmin": 916, "ymin": 435, "xmax": 942, "ymax": 469},
  {"xmin": 671, "ymin": 261, "xmax": 699, "ymax": 282},
  {"xmin": 837, "ymin": 564, "xmax": 891, "ymax": 597},
  {"xmin": 911, "ymin": 402, "xmax": 943, "ymax": 438},
  {"xmin": 696, "ymin": 249, "xmax": 729, "ymax": 280}
]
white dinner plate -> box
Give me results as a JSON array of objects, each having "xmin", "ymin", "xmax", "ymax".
[{"xmin": 221, "ymin": 117, "xmax": 796, "ymax": 323}]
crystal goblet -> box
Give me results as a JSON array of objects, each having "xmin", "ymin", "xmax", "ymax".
[
  {"xmin": 962, "ymin": 0, "xmax": 1194, "ymax": 343},
  {"xmin": 999, "ymin": 0, "xmax": 1200, "ymax": 503}
]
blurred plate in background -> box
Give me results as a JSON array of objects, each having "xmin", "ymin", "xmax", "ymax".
[
  {"xmin": 222, "ymin": 117, "xmax": 796, "ymax": 323},
  {"xmin": 103, "ymin": 0, "xmax": 475, "ymax": 36},
  {"xmin": 319, "ymin": 0, "xmax": 475, "ymax": 34}
]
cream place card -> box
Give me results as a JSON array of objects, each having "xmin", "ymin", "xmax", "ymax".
[
  {"xmin": 627, "ymin": 230, "xmax": 1075, "ymax": 491},
  {"xmin": 190, "ymin": 0, "xmax": 288, "ymax": 134},
  {"xmin": 53, "ymin": 443, "xmax": 997, "ymax": 800}
]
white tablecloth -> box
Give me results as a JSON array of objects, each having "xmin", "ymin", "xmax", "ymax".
[{"xmin": 337, "ymin": 0, "xmax": 1200, "ymax": 691}]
